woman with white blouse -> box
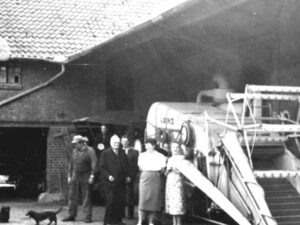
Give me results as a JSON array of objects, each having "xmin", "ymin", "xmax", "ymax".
[{"xmin": 137, "ymin": 138, "xmax": 166, "ymax": 225}]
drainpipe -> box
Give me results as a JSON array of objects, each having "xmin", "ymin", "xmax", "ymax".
[{"xmin": 0, "ymin": 63, "xmax": 65, "ymax": 107}]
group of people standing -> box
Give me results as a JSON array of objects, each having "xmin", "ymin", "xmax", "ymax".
[{"xmin": 62, "ymin": 127, "xmax": 187, "ymax": 225}]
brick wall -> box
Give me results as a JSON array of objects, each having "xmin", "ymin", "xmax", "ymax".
[
  {"xmin": 47, "ymin": 126, "xmax": 74, "ymax": 196},
  {"xmin": 0, "ymin": 60, "xmax": 107, "ymax": 194},
  {"xmin": 0, "ymin": 60, "xmax": 106, "ymax": 123}
]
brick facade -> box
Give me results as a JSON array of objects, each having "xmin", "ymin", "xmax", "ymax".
[
  {"xmin": 0, "ymin": 59, "xmax": 107, "ymax": 194},
  {"xmin": 46, "ymin": 126, "xmax": 74, "ymax": 197},
  {"xmin": 0, "ymin": 61, "xmax": 106, "ymax": 123}
]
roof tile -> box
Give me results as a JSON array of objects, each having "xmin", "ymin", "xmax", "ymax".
[{"xmin": 0, "ymin": 0, "xmax": 187, "ymax": 62}]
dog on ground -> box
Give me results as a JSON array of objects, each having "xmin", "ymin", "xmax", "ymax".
[
  {"xmin": 26, "ymin": 206, "xmax": 63, "ymax": 225},
  {"xmin": 0, "ymin": 206, "xmax": 10, "ymax": 223}
]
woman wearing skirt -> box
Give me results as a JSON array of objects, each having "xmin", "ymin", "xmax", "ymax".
[{"xmin": 137, "ymin": 138, "xmax": 166, "ymax": 225}]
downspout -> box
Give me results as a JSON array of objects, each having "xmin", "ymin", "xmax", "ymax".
[{"xmin": 0, "ymin": 63, "xmax": 65, "ymax": 107}]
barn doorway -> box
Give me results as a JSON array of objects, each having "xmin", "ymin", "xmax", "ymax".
[{"xmin": 0, "ymin": 127, "xmax": 48, "ymax": 198}]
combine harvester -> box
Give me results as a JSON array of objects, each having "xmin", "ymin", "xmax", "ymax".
[{"xmin": 146, "ymin": 85, "xmax": 300, "ymax": 225}]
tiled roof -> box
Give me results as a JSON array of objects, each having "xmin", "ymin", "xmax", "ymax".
[{"xmin": 0, "ymin": 0, "xmax": 188, "ymax": 63}]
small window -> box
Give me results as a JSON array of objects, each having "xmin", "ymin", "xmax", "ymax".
[
  {"xmin": 0, "ymin": 62, "xmax": 22, "ymax": 89},
  {"xmin": 0, "ymin": 66, "xmax": 7, "ymax": 83}
]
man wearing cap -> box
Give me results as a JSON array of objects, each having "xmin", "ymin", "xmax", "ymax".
[
  {"xmin": 100, "ymin": 135, "xmax": 131, "ymax": 225},
  {"xmin": 62, "ymin": 135, "xmax": 97, "ymax": 223}
]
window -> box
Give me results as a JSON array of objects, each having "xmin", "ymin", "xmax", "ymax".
[{"xmin": 0, "ymin": 62, "xmax": 22, "ymax": 89}]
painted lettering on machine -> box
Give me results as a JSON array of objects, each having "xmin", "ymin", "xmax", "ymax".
[{"xmin": 160, "ymin": 117, "xmax": 174, "ymax": 125}]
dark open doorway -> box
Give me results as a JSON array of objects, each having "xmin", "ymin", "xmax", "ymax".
[{"xmin": 0, "ymin": 127, "xmax": 48, "ymax": 198}]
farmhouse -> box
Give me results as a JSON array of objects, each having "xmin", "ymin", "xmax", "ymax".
[{"xmin": 1, "ymin": 0, "xmax": 300, "ymax": 198}]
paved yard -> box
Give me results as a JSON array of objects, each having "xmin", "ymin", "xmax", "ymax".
[
  {"xmin": 1, "ymin": 199, "xmax": 137, "ymax": 225},
  {"xmin": 1, "ymin": 199, "xmax": 212, "ymax": 225}
]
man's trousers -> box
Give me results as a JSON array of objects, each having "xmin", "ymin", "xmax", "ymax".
[
  {"xmin": 68, "ymin": 171, "xmax": 92, "ymax": 220},
  {"xmin": 125, "ymin": 182, "xmax": 135, "ymax": 218},
  {"xmin": 104, "ymin": 185, "xmax": 125, "ymax": 225}
]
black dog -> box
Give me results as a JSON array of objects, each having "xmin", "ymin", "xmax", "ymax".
[
  {"xmin": 26, "ymin": 206, "xmax": 63, "ymax": 225},
  {"xmin": 0, "ymin": 206, "xmax": 10, "ymax": 223}
]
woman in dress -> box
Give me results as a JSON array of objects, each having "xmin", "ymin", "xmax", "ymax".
[
  {"xmin": 165, "ymin": 141, "xmax": 186, "ymax": 225},
  {"xmin": 137, "ymin": 138, "xmax": 167, "ymax": 225}
]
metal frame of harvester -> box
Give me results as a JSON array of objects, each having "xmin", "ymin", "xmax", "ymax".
[{"xmin": 146, "ymin": 85, "xmax": 300, "ymax": 225}]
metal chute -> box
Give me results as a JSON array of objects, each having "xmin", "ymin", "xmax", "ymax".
[{"xmin": 174, "ymin": 158, "xmax": 251, "ymax": 225}]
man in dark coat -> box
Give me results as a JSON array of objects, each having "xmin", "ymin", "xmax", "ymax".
[
  {"xmin": 100, "ymin": 135, "xmax": 131, "ymax": 225},
  {"xmin": 93, "ymin": 124, "xmax": 112, "ymax": 202},
  {"xmin": 121, "ymin": 135, "xmax": 139, "ymax": 219}
]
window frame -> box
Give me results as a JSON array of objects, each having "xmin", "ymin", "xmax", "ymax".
[{"xmin": 0, "ymin": 61, "xmax": 23, "ymax": 90}]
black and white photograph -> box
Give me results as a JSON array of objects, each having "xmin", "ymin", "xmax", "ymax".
[{"xmin": 1, "ymin": 0, "xmax": 300, "ymax": 224}]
